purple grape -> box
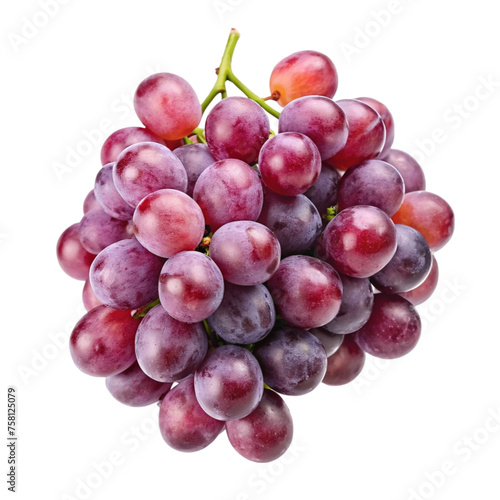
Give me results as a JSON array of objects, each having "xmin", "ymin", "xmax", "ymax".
[
  {"xmin": 322, "ymin": 335, "xmax": 365, "ymax": 386},
  {"xmin": 70, "ymin": 305, "xmax": 139, "ymax": 377},
  {"xmin": 79, "ymin": 208, "xmax": 133, "ymax": 255},
  {"xmin": 89, "ymin": 238, "xmax": 164, "ymax": 310},
  {"xmin": 309, "ymin": 328, "xmax": 344, "ymax": 356},
  {"xmin": 253, "ymin": 325, "xmax": 327, "ymax": 395},
  {"xmin": 258, "ymin": 132, "xmax": 322, "ymax": 196},
  {"xmin": 323, "ymin": 205, "xmax": 397, "ymax": 278},
  {"xmin": 173, "ymin": 143, "xmax": 216, "ymax": 196},
  {"xmin": 82, "ymin": 280, "xmax": 103, "ymax": 311},
  {"xmin": 158, "ymin": 251, "xmax": 224, "ymax": 323},
  {"xmin": 278, "ymin": 95, "xmax": 348, "ymax": 159},
  {"xmin": 209, "ymin": 221, "xmax": 280, "ymax": 286},
  {"xmin": 113, "ymin": 142, "xmax": 188, "ymax": 207},
  {"xmin": 133, "ymin": 189, "xmax": 205, "ymax": 258},
  {"xmin": 257, "ymin": 191, "xmax": 322, "ymax": 257},
  {"xmin": 159, "ymin": 377, "xmax": 224, "ymax": 452},
  {"xmin": 83, "ymin": 190, "xmax": 100, "ymax": 213},
  {"xmin": 100, "ymin": 126, "xmax": 166, "ymax": 165},
  {"xmin": 135, "ymin": 304, "xmax": 208, "ymax": 383},
  {"xmin": 337, "ymin": 159, "xmax": 405, "ymax": 217},
  {"xmin": 323, "ymin": 274, "xmax": 374, "ymax": 334},
  {"xmin": 105, "ymin": 361, "xmax": 172, "ymax": 407},
  {"xmin": 207, "ymin": 283, "xmax": 276, "ymax": 345},
  {"xmin": 226, "ymin": 389, "xmax": 293, "ymax": 463},
  {"xmin": 56, "ymin": 223, "xmax": 95, "ymax": 281},
  {"xmin": 303, "ymin": 162, "xmax": 341, "ymax": 215},
  {"xmin": 384, "ymin": 149, "xmax": 426, "ymax": 193},
  {"xmin": 354, "ymin": 294, "xmax": 421, "ymax": 359},
  {"xmin": 371, "ymin": 224, "xmax": 432, "ymax": 294},
  {"xmin": 193, "ymin": 159, "xmax": 263, "ymax": 231},
  {"xmin": 205, "ymin": 96, "xmax": 270, "ymax": 163},
  {"xmin": 267, "ymin": 255, "xmax": 342, "ymax": 329},
  {"xmin": 94, "ymin": 163, "xmax": 134, "ymax": 221},
  {"xmin": 194, "ymin": 345, "xmax": 263, "ymax": 421},
  {"xmin": 399, "ymin": 254, "xmax": 439, "ymax": 305}
]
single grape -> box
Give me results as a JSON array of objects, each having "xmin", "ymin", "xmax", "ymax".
[
  {"xmin": 392, "ymin": 191, "xmax": 454, "ymax": 251},
  {"xmin": 326, "ymin": 99, "xmax": 386, "ymax": 171},
  {"xmin": 82, "ymin": 279, "xmax": 103, "ymax": 311},
  {"xmin": 270, "ymin": 50, "xmax": 338, "ymax": 106},
  {"xmin": 105, "ymin": 361, "xmax": 172, "ymax": 407},
  {"xmin": 303, "ymin": 162, "xmax": 341, "ymax": 216},
  {"xmin": 94, "ymin": 163, "xmax": 134, "ymax": 221},
  {"xmin": 79, "ymin": 208, "xmax": 133, "ymax": 255},
  {"xmin": 83, "ymin": 190, "xmax": 100, "ymax": 213},
  {"xmin": 194, "ymin": 345, "xmax": 264, "ymax": 421},
  {"xmin": 323, "ymin": 205, "xmax": 397, "ymax": 278},
  {"xmin": 133, "ymin": 189, "xmax": 205, "ymax": 258},
  {"xmin": 100, "ymin": 127, "xmax": 165, "ymax": 165},
  {"xmin": 134, "ymin": 73, "xmax": 202, "ymax": 140},
  {"xmin": 209, "ymin": 221, "xmax": 280, "ymax": 286},
  {"xmin": 399, "ymin": 254, "xmax": 439, "ymax": 305},
  {"xmin": 322, "ymin": 335, "xmax": 365, "ymax": 386},
  {"xmin": 267, "ymin": 255, "xmax": 342, "ymax": 329},
  {"xmin": 158, "ymin": 251, "xmax": 224, "ymax": 323},
  {"xmin": 70, "ymin": 305, "xmax": 139, "ymax": 377},
  {"xmin": 113, "ymin": 142, "xmax": 188, "ymax": 207},
  {"xmin": 257, "ymin": 191, "xmax": 322, "ymax": 257},
  {"xmin": 205, "ymin": 96, "xmax": 270, "ymax": 164},
  {"xmin": 337, "ymin": 159, "xmax": 405, "ymax": 216},
  {"xmin": 89, "ymin": 238, "xmax": 164, "ymax": 310},
  {"xmin": 159, "ymin": 377, "xmax": 224, "ymax": 452},
  {"xmin": 371, "ymin": 224, "xmax": 432, "ymax": 294},
  {"xmin": 354, "ymin": 294, "xmax": 421, "ymax": 359},
  {"xmin": 356, "ymin": 97, "xmax": 395, "ymax": 159},
  {"xmin": 208, "ymin": 282, "xmax": 276, "ymax": 345},
  {"xmin": 278, "ymin": 95, "xmax": 348, "ymax": 160},
  {"xmin": 258, "ymin": 132, "xmax": 322, "ymax": 196},
  {"xmin": 193, "ymin": 158, "xmax": 263, "ymax": 231},
  {"xmin": 308, "ymin": 328, "xmax": 344, "ymax": 357},
  {"xmin": 173, "ymin": 143, "xmax": 216, "ymax": 197},
  {"xmin": 135, "ymin": 304, "xmax": 208, "ymax": 383},
  {"xmin": 56, "ymin": 223, "xmax": 95, "ymax": 280},
  {"xmin": 322, "ymin": 274, "xmax": 374, "ymax": 335},
  {"xmin": 254, "ymin": 325, "xmax": 327, "ymax": 395},
  {"xmin": 226, "ymin": 389, "xmax": 293, "ymax": 463},
  {"xmin": 384, "ymin": 149, "xmax": 426, "ymax": 193}
]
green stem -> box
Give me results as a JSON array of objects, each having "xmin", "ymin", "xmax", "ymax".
[{"xmin": 193, "ymin": 127, "xmax": 207, "ymax": 145}]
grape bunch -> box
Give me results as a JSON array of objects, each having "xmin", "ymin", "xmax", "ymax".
[{"xmin": 56, "ymin": 29, "xmax": 454, "ymax": 463}]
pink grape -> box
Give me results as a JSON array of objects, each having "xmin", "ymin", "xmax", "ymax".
[
  {"xmin": 82, "ymin": 280, "xmax": 103, "ymax": 311},
  {"xmin": 83, "ymin": 190, "xmax": 100, "ymax": 213},
  {"xmin": 56, "ymin": 223, "xmax": 95, "ymax": 281}
]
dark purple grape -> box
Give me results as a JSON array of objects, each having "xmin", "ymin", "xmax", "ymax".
[
  {"xmin": 194, "ymin": 345, "xmax": 263, "ymax": 421},
  {"xmin": 135, "ymin": 304, "xmax": 208, "ymax": 383},
  {"xmin": 89, "ymin": 238, "xmax": 164, "ymax": 310},
  {"xmin": 173, "ymin": 143, "xmax": 216, "ymax": 196},
  {"xmin": 303, "ymin": 162, "xmax": 341, "ymax": 215},
  {"xmin": 79, "ymin": 208, "xmax": 133, "ymax": 255},
  {"xmin": 371, "ymin": 224, "xmax": 432, "ymax": 294},
  {"xmin": 257, "ymin": 191, "xmax": 322, "ymax": 257},
  {"xmin": 267, "ymin": 255, "xmax": 342, "ymax": 329},
  {"xmin": 56, "ymin": 223, "xmax": 95, "ymax": 281},
  {"xmin": 254, "ymin": 325, "xmax": 327, "ymax": 396},
  {"xmin": 105, "ymin": 361, "xmax": 172, "ymax": 407},
  {"xmin": 205, "ymin": 96, "xmax": 270, "ymax": 164},
  {"xmin": 323, "ymin": 274, "xmax": 374, "ymax": 335},
  {"xmin": 337, "ymin": 159, "xmax": 405, "ymax": 217},
  {"xmin": 226, "ymin": 389, "xmax": 293, "ymax": 462},
  {"xmin": 70, "ymin": 305, "xmax": 139, "ymax": 377},
  {"xmin": 400, "ymin": 254, "xmax": 439, "ymax": 305},
  {"xmin": 208, "ymin": 283, "xmax": 276, "ymax": 345},
  {"xmin": 322, "ymin": 335, "xmax": 365, "ymax": 386},
  {"xmin": 384, "ymin": 149, "xmax": 426, "ymax": 193},
  {"xmin": 308, "ymin": 328, "xmax": 344, "ymax": 357},
  {"xmin": 354, "ymin": 294, "xmax": 421, "ymax": 359},
  {"xmin": 159, "ymin": 377, "xmax": 224, "ymax": 452}
]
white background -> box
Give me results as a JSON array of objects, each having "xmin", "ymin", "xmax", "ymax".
[{"xmin": 2, "ymin": 1, "xmax": 499, "ymax": 499}]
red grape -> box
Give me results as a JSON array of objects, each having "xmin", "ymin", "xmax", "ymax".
[
  {"xmin": 384, "ymin": 149, "xmax": 426, "ymax": 193},
  {"xmin": 399, "ymin": 254, "xmax": 439, "ymax": 305},
  {"xmin": 56, "ymin": 223, "xmax": 95, "ymax": 281},
  {"xmin": 322, "ymin": 335, "xmax": 366, "ymax": 386}
]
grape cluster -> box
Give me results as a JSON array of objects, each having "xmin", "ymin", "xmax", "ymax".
[{"xmin": 57, "ymin": 30, "xmax": 454, "ymax": 463}]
